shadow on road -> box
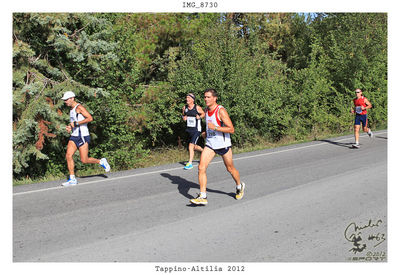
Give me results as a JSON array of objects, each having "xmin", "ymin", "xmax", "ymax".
[
  {"xmin": 160, "ymin": 173, "xmax": 235, "ymax": 200},
  {"xmin": 319, "ymin": 139, "xmax": 354, "ymax": 148},
  {"xmin": 78, "ymin": 174, "xmax": 108, "ymax": 179}
]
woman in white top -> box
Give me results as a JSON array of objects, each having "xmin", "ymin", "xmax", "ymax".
[
  {"xmin": 61, "ymin": 91, "xmax": 110, "ymax": 186},
  {"xmin": 190, "ymin": 89, "xmax": 245, "ymax": 205}
]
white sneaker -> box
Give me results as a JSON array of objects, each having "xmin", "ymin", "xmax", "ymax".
[
  {"xmin": 235, "ymin": 182, "xmax": 245, "ymax": 200},
  {"xmin": 62, "ymin": 178, "xmax": 78, "ymax": 187},
  {"xmin": 100, "ymin": 158, "xmax": 111, "ymax": 172},
  {"xmin": 368, "ymin": 131, "xmax": 373, "ymax": 138}
]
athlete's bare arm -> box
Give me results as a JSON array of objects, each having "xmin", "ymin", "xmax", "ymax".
[
  {"xmin": 182, "ymin": 106, "xmax": 187, "ymax": 121},
  {"xmin": 66, "ymin": 125, "xmax": 72, "ymax": 133},
  {"xmin": 196, "ymin": 105, "xmax": 205, "ymax": 119},
  {"xmin": 363, "ymin": 98, "xmax": 372, "ymax": 110},
  {"xmin": 69, "ymin": 105, "xmax": 93, "ymax": 128},
  {"xmin": 207, "ymin": 108, "xmax": 235, "ymax": 134}
]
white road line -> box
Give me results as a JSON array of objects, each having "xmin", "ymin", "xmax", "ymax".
[
  {"xmin": 13, "ymin": 131, "xmax": 386, "ymax": 196},
  {"xmin": 13, "ymin": 166, "xmax": 185, "ymax": 196}
]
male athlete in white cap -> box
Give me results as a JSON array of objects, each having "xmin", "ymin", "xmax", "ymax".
[{"xmin": 61, "ymin": 91, "xmax": 110, "ymax": 186}]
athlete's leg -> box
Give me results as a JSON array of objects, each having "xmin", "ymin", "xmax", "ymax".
[
  {"xmin": 363, "ymin": 126, "xmax": 371, "ymax": 133},
  {"xmin": 188, "ymin": 143, "xmax": 204, "ymax": 163},
  {"xmin": 188, "ymin": 143, "xmax": 195, "ymax": 164},
  {"xmin": 78, "ymin": 143, "xmax": 100, "ymax": 164},
  {"xmin": 363, "ymin": 117, "xmax": 373, "ymax": 137},
  {"xmin": 221, "ymin": 148, "xmax": 241, "ymax": 186},
  {"xmin": 354, "ymin": 125, "xmax": 361, "ymax": 144},
  {"xmin": 188, "ymin": 131, "xmax": 203, "ymax": 163},
  {"xmin": 194, "ymin": 144, "xmax": 203, "ymax": 152},
  {"xmin": 198, "ymin": 146, "xmax": 216, "ymax": 193},
  {"xmin": 362, "ymin": 116, "xmax": 370, "ymax": 132},
  {"xmin": 66, "ymin": 140, "xmax": 78, "ymax": 176}
]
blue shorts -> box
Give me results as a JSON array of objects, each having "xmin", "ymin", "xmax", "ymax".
[
  {"xmin": 187, "ymin": 130, "xmax": 201, "ymax": 145},
  {"xmin": 206, "ymin": 145, "xmax": 231, "ymax": 156},
  {"xmin": 69, "ymin": 135, "xmax": 91, "ymax": 148},
  {"xmin": 354, "ymin": 114, "xmax": 368, "ymax": 127}
]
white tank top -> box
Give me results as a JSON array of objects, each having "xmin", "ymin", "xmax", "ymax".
[
  {"xmin": 205, "ymin": 105, "xmax": 231, "ymax": 149},
  {"xmin": 70, "ymin": 104, "xmax": 89, "ymax": 137}
]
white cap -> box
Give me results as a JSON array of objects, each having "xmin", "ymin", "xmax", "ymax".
[{"xmin": 61, "ymin": 91, "xmax": 76, "ymax": 100}]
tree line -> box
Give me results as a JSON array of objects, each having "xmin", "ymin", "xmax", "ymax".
[{"xmin": 12, "ymin": 13, "xmax": 387, "ymax": 181}]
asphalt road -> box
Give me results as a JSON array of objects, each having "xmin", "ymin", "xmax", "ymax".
[{"xmin": 13, "ymin": 131, "xmax": 387, "ymax": 262}]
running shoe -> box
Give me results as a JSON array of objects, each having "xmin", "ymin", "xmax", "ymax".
[
  {"xmin": 184, "ymin": 163, "xmax": 193, "ymax": 170},
  {"xmin": 235, "ymin": 182, "xmax": 246, "ymax": 200},
  {"xmin": 190, "ymin": 194, "xmax": 208, "ymax": 205},
  {"xmin": 368, "ymin": 131, "xmax": 373, "ymax": 138},
  {"xmin": 100, "ymin": 158, "xmax": 111, "ymax": 172},
  {"xmin": 62, "ymin": 177, "xmax": 78, "ymax": 187},
  {"xmin": 352, "ymin": 143, "xmax": 360, "ymax": 149}
]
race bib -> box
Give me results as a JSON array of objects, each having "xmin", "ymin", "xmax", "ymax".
[
  {"xmin": 207, "ymin": 129, "xmax": 216, "ymax": 138},
  {"xmin": 355, "ymin": 106, "xmax": 362, "ymax": 114},
  {"xmin": 187, "ymin": 116, "xmax": 196, "ymax": 127}
]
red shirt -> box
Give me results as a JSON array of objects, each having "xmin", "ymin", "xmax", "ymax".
[{"xmin": 353, "ymin": 96, "xmax": 367, "ymax": 115}]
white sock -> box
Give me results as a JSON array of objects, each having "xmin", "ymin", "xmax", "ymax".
[
  {"xmin": 200, "ymin": 192, "xmax": 207, "ymax": 198},
  {"xmin": 236, "ymin": 184, "xmax": 242, "ymax": 190},
  {"xmin": 70, "ymin": 175, "xmax": 75, "ymax": 180}
]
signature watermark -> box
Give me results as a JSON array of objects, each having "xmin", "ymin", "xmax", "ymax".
[{"xmin": 344, "ymin": 218, "xmax": 386, "ymax": 261}]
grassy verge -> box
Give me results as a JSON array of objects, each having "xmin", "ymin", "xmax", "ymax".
[{"xmin": 13, "ymin": 127, "xmax": 385, "ymax": 186}]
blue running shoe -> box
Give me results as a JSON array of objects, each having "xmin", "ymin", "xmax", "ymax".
[
  {"xmin": 62, "ymin": 177, "xmax": 78, "ymax": 187},
  {"xmin": 184, "ymin": 163, "xmax": 193, "ymax": 170},
  {"xmin": 100, "ymin": 158, "xmax": 110, "ymax": 172}
]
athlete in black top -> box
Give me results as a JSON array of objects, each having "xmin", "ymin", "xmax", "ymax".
[{"xmin": 182, "ymin": 93, "xmax": 205, "ymax": 169}]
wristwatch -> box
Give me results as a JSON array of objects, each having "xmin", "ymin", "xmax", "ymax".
[
  {"xmin": 74, "ymin": 121, "xmax": 79, "ymax": 127},
  {"xmin": 215, "ymin": 125, "xmax": 219, "ymax": 131}
]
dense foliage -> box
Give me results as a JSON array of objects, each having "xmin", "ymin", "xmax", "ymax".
[{"xmin": 12, "ymin": 13, "xmax": 387, "ymax": 180}]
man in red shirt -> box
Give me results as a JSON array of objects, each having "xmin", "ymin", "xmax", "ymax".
[{"xmin": 351, "ymin": 88, "xmax": 373, "ymax": 148}]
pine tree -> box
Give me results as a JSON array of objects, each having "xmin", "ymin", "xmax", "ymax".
[{"xmin": 13, "ymin": 13, "xmax": 117, "ymax": 179}]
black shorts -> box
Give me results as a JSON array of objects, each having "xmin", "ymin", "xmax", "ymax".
[
  {"xmin": 206, "ymin": 145, "xmax": 231, "ymax": 156},
  {"xmin": 354, "ymin": 114, "xmax": 368, "ymax": 127},
  {"xmin": 186, "ymin": 129, "xmax": 201, "ymax": 145},
  {"xmin": 69, "ymin": 135, "xmax": 90, "ymax": 148}
]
